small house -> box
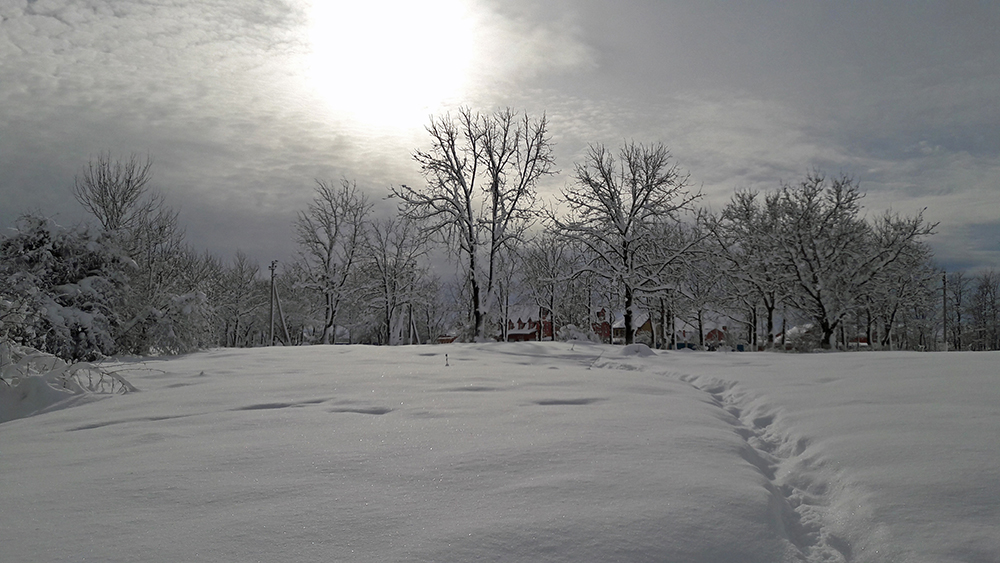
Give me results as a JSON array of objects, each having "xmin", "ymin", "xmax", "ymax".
[{"xmin": 501, "ymin": 308, "xmax": 554, "ymax": 342}]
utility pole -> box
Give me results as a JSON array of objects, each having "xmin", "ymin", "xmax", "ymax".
[{"xmin": 269, "ymin": 260, "xmax": 277, "ymax": 346}]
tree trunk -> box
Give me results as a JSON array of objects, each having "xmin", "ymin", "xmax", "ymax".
[
  {"xmin": 550, "ymin": 293, "xmax": 556, "ymax": 341},
  {"xmin": 408, "ymin": 302, "xmax": 414, "ymax": 345},
  {"xmin": 765, "ymin": 301, "xmax": 775, "ymax": 348},
  {"xmin": 866, "ymin": 309, "xmax": 874, "ymax": 349},
  {"xmin": 469, "ymin": 253, "xmax": 483, "ymax": 341},
  {"xmin": 322, "ymin": 301, "xmax": 335, "ymax": 344},
  {"xmin": 697, "ymin": 310, "xmax": 704, "ymax": 348},
  {"xmin": 669, "ymin": 308, "xmax": 676, "ymax": 349},
  {"xmin": 624, "ymin": 284, "xmax": 634, "ymax": 345},
  {"xmin": 659, "ymin": 298, "xmax": 667, "ymax": 349},
  {"xmin": 819, "ymin": 318, "xmax": 836, "ymax": 350},
  {"xmin": 384, "ymin": 299, "xmax": 392, "ymax": 346}
]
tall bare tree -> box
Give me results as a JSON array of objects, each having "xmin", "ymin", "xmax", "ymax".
[
  {"xmin": 709, "ymin": 189, "xmax": 788, "ymax": 348},
  {"xmin": 215, "ymin": 251, "xmax": 268, "ymax": 347},
  {"xmin": 294, "ymin": 179, "xmax": 371, "ymax": 344},
  {"xmin": 946, "ymin": 271, "xmax": 971, "ymax": 350},
  {"xmin": 672, "ymin": 225, "xmax": 726, "ymax": 348},
  {"xmin": 363, "ymin": 215, "xmax": 429, "ymax": 345},
  {"xmin": 521, "ymin": 234, "xmax": 576, "ymax": 339},
  {"xmin": 72, "ymin": 152, "xmax": 158, "ymax": 232},
  {"xmin": 551, "ymin": 141, "xmax": 699, "ymax": 344},
  {"xmin": 392, "ymin": 107, "xmax": 554, "ymax": 340}
]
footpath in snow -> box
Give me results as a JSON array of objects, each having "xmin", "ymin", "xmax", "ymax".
[{"xmin": 1, "ymin": 342, "xmax": 997, "ymax": 563}]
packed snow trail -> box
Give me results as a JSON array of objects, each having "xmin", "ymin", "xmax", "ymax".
[
  {"xmin": 595, "ymin": 346, "xmax": 858, "ymax": 562},
  {"xmin": 677, "ymin": 375, "xmax": 852, "ymax": 562},
  {"xmin": 659, "ymin": 348, "xmax": 1000, "ymax": 563}
]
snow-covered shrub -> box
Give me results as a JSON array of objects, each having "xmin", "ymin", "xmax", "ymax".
[
  {"xmin": 0, "ymin": 215, "xmax": 126, "ymax": 361},
  {"xmin": 118, "ymin": 290, "xmax": 214, "ymax": 355},
  {"xmin": 620, "ymin": 343, "xmax": 656, "ymax": 357},
  {"xmin": 0, "ymin": 339, "xmax": 136, "ymax": 423},
  {"xmin": 633, "ymin": 329, "xmax": 654, "ymax": 347},
  {"xmin": 784, "ymin": 323, "xmax": 823, "ymax": 352},
  {"xmin": 557, "ymin": 324, "xmax": 600, "ymax": 342}
]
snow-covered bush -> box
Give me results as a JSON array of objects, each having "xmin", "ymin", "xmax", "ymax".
[
  {"xmin": 119, "ymin": 290, "xmax": 214, "ymax": 355},
  {"xmin": 0, "ymin": 215, "xmax": 126, "ymax": 361},
  {"xmin": 0, "ymin": 339, "xmax": 135, "ymax": 423},
  {"xmin": 620, "ymin": 343, "xmax": 656, "ymax": 357},
  {"xmin": 784, "ymin": 323, "xmax": 823, "ymax": 352},
  {"xmin": 557, "ymin": 324, "xmax": 600, "ymax": 342}
]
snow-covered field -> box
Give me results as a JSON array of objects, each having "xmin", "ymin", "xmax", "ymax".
[{"xmin": 2, "ymin": 343, "xmax": 997, "ymax": 563}]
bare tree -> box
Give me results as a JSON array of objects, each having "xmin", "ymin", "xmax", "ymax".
[
  {"xmin": 709, "ymin": 190, "xmax": 787, "ymax": 348},
  {"xmin": 215, "ymin": 251, "xmax": 268, "ymax": 347},
  {"xmin": 551, "ymin": 141, "xmax": 699, "ymax": 344},
  {"xmin": 969, "ymin": 270, "xmax": 1000, "ymax": 350},
  {"xmin": 294, "ymin": 179, "xmax": 371, "ymax": 344},
  {"xmin": 770, "ymin": 173, "xmax": 936, "ymax": 348},
  {"xmin": 864, "ymin": 239, "xmax": 936, "ymax": 349},
  {"xmin": 411, "ymin": 275, "xmax": 453, "ymax": 345},
  {"xmin": 671, "ymin": 226, "xmax": 727, "ymax": 349},
  {"xmin": 72, "ymin": 152, "xmax": 158, "ymax": 232},
  {"xmin": 946, "ymin": 271, "xmax": 971, "ymax": 350},
  {"xmin": 363, "ymin": 214, "xmax": 430, "ymax": 345},
  {"xmin": 392, "ymin": 107, "xmax": 555, "ymax": 340},
  {"xmin": 520, "ymin": 234, "xmax": 580, "ymax": 339},
  {"xmin": 492, "ymin": 246, "xmax": 523, "ymax": 342}
]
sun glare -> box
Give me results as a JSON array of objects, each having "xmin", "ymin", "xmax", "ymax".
[{"xmin": 304, "ymin": 0, "xmax": 477, "ymax": 131}]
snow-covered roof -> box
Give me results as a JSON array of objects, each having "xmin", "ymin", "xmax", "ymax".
[
  {"xmin": 611, "ymin": 310, "xmax": 650, "ymax": 329},
  {"xmin": 504, "ymin": 307, "xmax": 547, "ymax": 324}
]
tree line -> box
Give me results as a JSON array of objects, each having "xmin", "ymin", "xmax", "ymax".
[{"xmin": 2, "ymin": 107, "xmax": 994, "ymax": 360}]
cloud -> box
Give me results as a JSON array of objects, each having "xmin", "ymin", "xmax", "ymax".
[
  {"xmin": 468, "ymin": 0, "xmax": 597, "ymax": 90},
  {"xmin": 1, "ymin": 0, "xmax": 997, "ymax": 273}
]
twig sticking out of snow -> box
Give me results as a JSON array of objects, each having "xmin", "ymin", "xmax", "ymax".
[{"xmin": 587, "ymin": 351, "xmax": 605, "ymax": 370}]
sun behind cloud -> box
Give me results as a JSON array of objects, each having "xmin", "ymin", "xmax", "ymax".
[{"xmin": 303, "ymin": 0, "xmax": 477, "ymax": 131}]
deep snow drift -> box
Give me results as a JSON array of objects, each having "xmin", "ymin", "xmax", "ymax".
[{"xmin": 1, "ymin": 343, "xmax": 997, "ymax": 563}]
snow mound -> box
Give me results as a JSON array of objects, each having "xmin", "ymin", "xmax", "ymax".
[
  {"xmin": 619, "ymin": 343, "xmax": 656, "ymax": 357},
  {"xmin": 556, "ymin": 324, "xmax": 598, "ymax": 342},
  {"xmin": 0, "ymin": 341, "xmax": 136, "ymax": 423}
]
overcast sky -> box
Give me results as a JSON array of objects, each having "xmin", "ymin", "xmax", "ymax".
[{"xmin": 2, "ymin": 0, "xmax": 998, "ymax": 273}]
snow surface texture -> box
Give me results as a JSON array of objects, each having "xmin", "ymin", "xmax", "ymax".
[{"xmin": 1, "ymin": 343, "xmax": 997, "ymax": 562}]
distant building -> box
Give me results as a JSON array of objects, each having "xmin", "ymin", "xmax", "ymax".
[
  {"xmin": 704, "ymin": 326, "xmax": 728, "ymax": 347},
  {"xmin": 592, "ymin": 308, "xmax": 612, "ymax": 343},
  {"xmin": 501, "ymin": 308, "xmax": 554, "ymax": 342},
  {"xmin": 674, "ymin": 322, "xmax": 731, "ymax": 350},
  {"xmin": 592, "ymin": 308, "xmax": 653, "ymax": 345}
]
